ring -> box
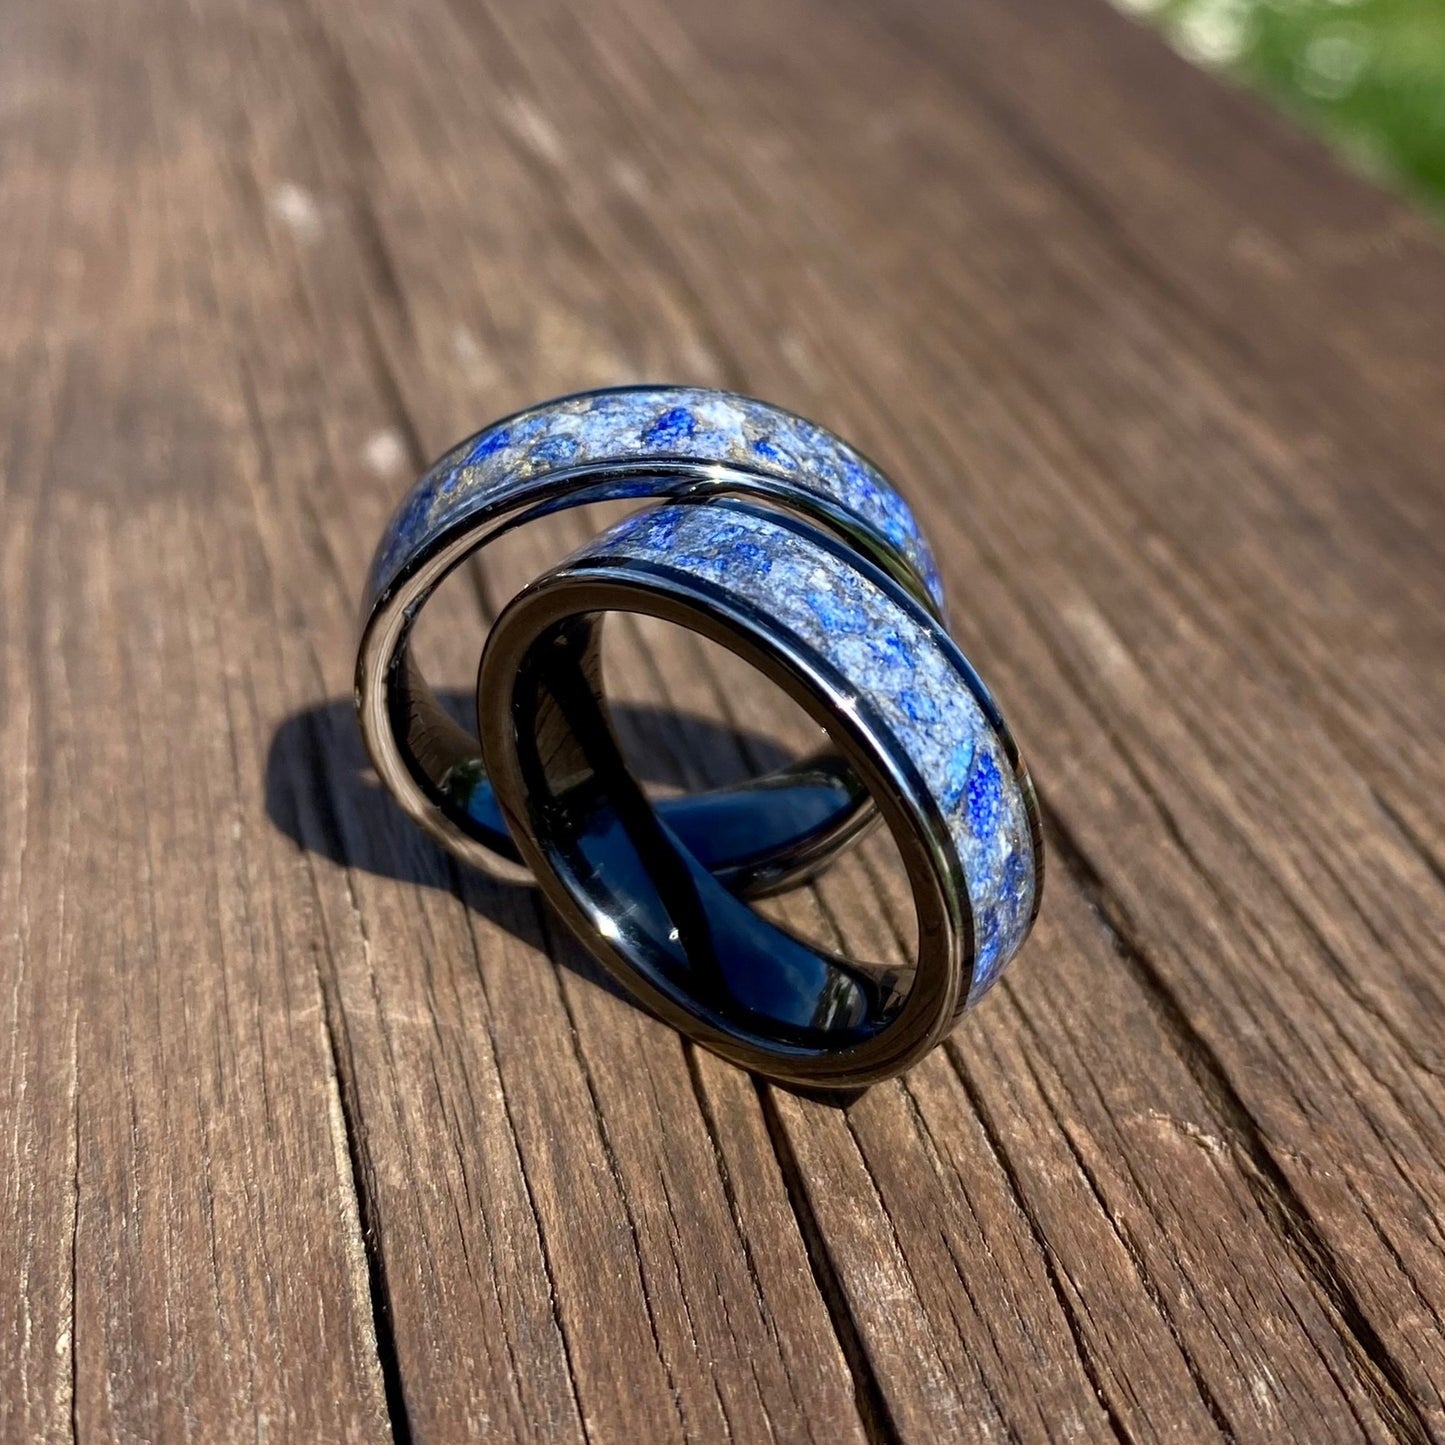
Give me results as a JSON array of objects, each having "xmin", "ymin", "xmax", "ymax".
[
  {"xmin": 356, "ymin": 386, "xmax": 946, "ymax": 893},
  {"xmin": 477, "ymin": 498, "xmax": 1043, "ymax": 1087}
]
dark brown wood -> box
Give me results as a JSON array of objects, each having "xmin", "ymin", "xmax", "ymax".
[{"xmin": 3, "ymin": 0, "xmax": 1443, "ymax": 1439}]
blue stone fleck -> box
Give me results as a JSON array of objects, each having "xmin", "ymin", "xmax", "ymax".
[
  {"xmin": 966, "ymin": 750, "xmax": 1003, "ymax": 839},
  {"xmin": 880, "ymin": 513, "xmax": 912, "ymax": 548},
  {"xmin": 642, "ymin": 405, "xmax": 696, "ymax": 449},
  {"xmin": 974, "ymin": 908, "xmax": 1002, "ymax": 972},
  {"xmin": 869, "ymin": 628, "xmax": 913, "ymax": 670},
  {"xmin": 808, "ymin": 589, "xmax": 870, "ymax": 634},
  {"xmin": 731, "ymin": 539, "xmax": 772, "ymax": 573},
  {"xmin": 899, "ymin": 687, "xmax": 940, "ymax": 725},
  {"xmin": 1003, "ymin": 848, "xmax": 1030, "ymax": 901},
  {"xmin": 941, "ymin": 739, "xmax": 976, "ymax": 812},
  {"xmin": 530, "ymin": 434, "xmax": 580, "ymax": 466},
  {"xmin": 751, "ymin": 436, "xmax": 796, "ymax": 469},
  {"xmin": 841, "ymin": 457, "xmax": 875, "ymax": 494},
  {"xmin": 468, "ymin": 427, "xmax": 511, "ymax": 463},
  {"xmin": 614, "ymin": 508, "xmax": 684, "ymax": 550}
]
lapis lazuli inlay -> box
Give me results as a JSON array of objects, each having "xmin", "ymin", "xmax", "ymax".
[
  {"xmin": 591, "ymin": 501, "xmax": 1038, "ymax": 1000},
  {"xmin": 366, "ymin": 387, "xmax": 945, "ymax": 614},
  {"xmin": 643, "ymin": 405, "xmax": 697, "ymax": 448}
]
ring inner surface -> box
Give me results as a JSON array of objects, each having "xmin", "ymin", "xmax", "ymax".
[
  {"xmin": 396, "ymin": 642, "xmax": 868, "ymax": 878},
  {"xmin": 384, "ymin": 493, "xmax": 877, "ymax": 888},
  {"xmin": 510, "ymin": 610, "xmax": 917, "ymax": 1046}
]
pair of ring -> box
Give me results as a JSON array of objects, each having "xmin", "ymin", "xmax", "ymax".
[{"xmin": 356, "ymin": 387, "xmax": 1042, "ymax": 1088}]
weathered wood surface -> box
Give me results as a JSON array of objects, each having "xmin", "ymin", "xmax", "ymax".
[{"xmin": 3, "ymin": 0, "xmax": 1443, "ymax": 1437}]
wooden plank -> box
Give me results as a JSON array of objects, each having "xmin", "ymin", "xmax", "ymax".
[
  {"xmin": 332, "ymin": 0, "xmax": 1445, "ymax": 1430},
  {"xmin": 233, "ymin": 7, "xmax": 876, "ymax": 1441},
  {"xmin": 2, "ymin": 0, "xmax": 1443, "ymax": 1439},
  {"xmin": 0, "ymin": 5, "xmax": 392, "ymax": 1439},
  {"xmin": 872, "ymin": 0, "xmax": 1445, "ymax": 445},
  {"xmin": 298, "ymin": 0, "xmax": 1445, "ymax": 1432},
  {"xmin": 860, "ymin": 0, "xmax": 1445, "ymax": 879}
]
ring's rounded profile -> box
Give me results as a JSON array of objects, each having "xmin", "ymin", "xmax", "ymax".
[
  {"xmin": 477, "ymin": 500, "xmax": 1043, "ymax": 1088},
  {"xmin": 355, "ymin": 386, "xmax": 946, "ymax": 893}
]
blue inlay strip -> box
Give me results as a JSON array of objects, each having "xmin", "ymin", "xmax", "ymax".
[
  {"xmin": 365, "ymin": 386, "xmax": 945, "ymax": 612},
  {"xmin": 586, "ymin": 501, "xmax": 1039, "ymax": 1001}
]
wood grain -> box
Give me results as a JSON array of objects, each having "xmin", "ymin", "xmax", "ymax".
[{"xmin": 2, "ymin": 0, "xmax": 1443, "ymax": 1439}]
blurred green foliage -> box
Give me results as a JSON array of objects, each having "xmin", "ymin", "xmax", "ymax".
[{"xmin": 1120, "ymin": 0, "xmax": 1445, "ymax": 211}]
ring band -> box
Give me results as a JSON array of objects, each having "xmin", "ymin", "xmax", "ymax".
[
  {"xmin": 477, "ymin": 499, "xmax": 1043, "ymax": 1087},
  {"xmin": 356, "ymin": 387, "xmax": 946, "ymax": 893}
]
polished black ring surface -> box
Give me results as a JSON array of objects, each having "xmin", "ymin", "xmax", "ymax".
[
  {"xmin": 356, "ymin": 386, "xmax": 945, "ymax": 893},
  {"xmin": 478, "ymin": 500, "xmax": 1043, "ymax": 1087}
]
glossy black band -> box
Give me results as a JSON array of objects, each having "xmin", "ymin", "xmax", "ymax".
[
  {"xmin": 356, "ymin": 386, "xmax": 946, "ymax": 893},
  {"xmin": 477, "ymin": 501, "xmax": 1042, "ymax": 1088}
]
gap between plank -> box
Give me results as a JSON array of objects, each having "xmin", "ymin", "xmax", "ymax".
[
  {"xmin": 952, "ymin": 1012, "xmax": 1242, "ymax": 1443},
  {"xmin": 69, "ymin": 1062, "xmax": 80, "ymax": 1445},
  {"xmin": 1370, "ymin": 786, "xmax": 1445, "ymax": 894},
  {"xmin": 449, "ymin": 860, "xmax": 591, "ymax": 1440},
  {"xmin": 755, "ymin": 1087, "xmax": 902, "ymax": 1445},
  {"xmin": 317, "ymin": 976, "xmax": 415, "ymax": 1445},
  {"xmin": 907, "ymin": 1066, "xmax": 1139, "ymax": 1445},
  {"xmin": 526, "ymin": 898, "xmax": 691, "ymax": 1437},
  {"xmin": 1042, "ymin": 802, "xmax": 1432, "ymax": 1445},
  {"xmin": 293, "ymin": 709, "xmax": 416, "ymax": 1445}
]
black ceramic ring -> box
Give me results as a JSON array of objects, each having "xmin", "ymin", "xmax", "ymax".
[
  {"xmin": 477, "ymin": 499, "xmax": 1043, "ymax": 1087},
  {"xmin": 356, "ymin": 386, "xmax": 946, "ymax": 894}
]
